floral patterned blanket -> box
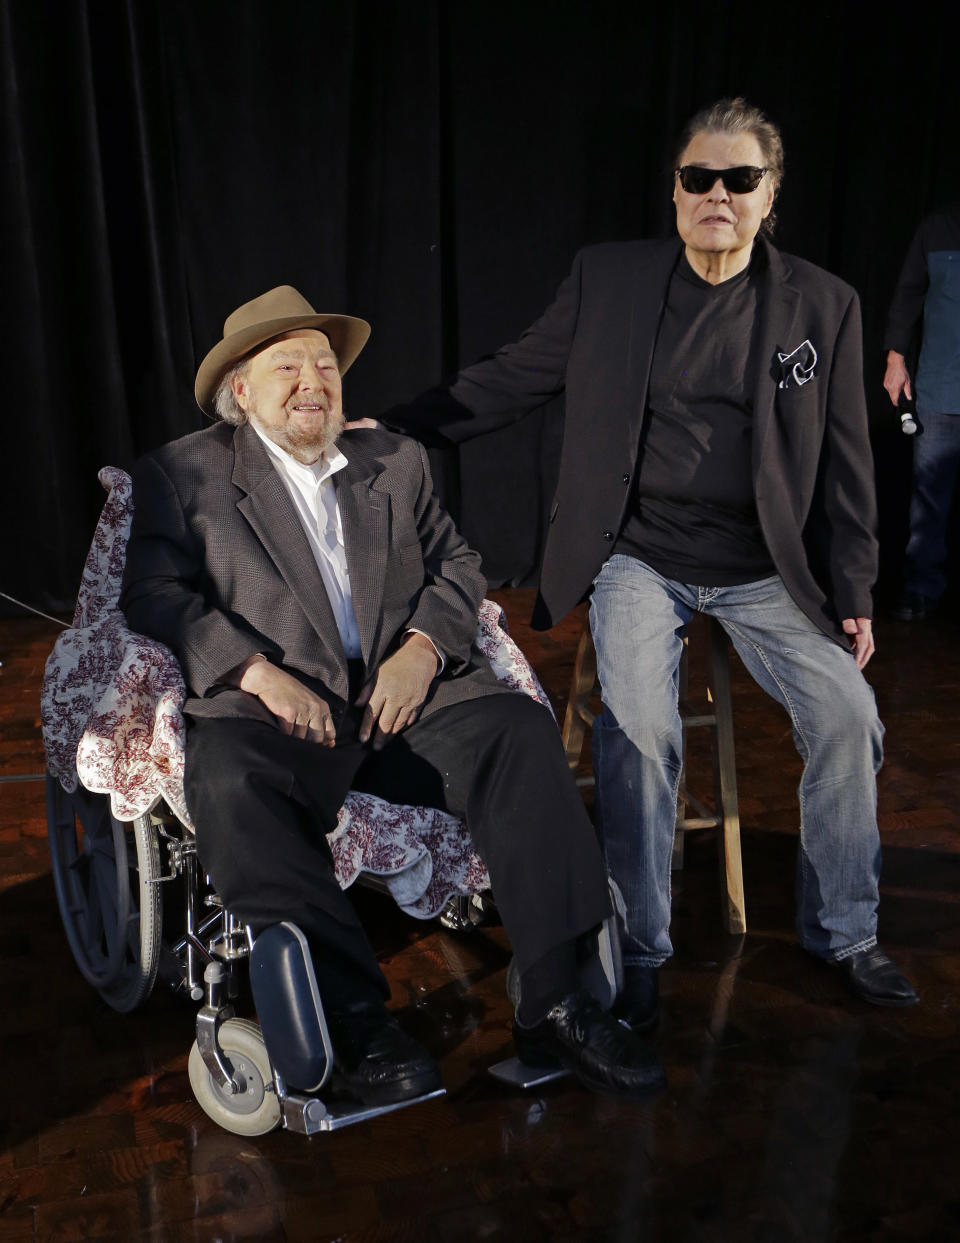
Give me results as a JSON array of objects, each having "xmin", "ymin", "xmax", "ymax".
[{"xmin": 41, "ymin": 467, "xmax": 552, "ymax": 919}]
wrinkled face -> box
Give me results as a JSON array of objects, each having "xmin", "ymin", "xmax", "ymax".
[
  {"xmin": 672, "ymin": 129, "xmax": 775, "ymax": 260},
  {"xmin": 233, "ymin": 329, "xmax": 344, "ymax": 463}
]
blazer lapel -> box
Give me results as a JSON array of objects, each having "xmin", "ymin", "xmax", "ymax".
[
  {"xmin": 232, "ymin": 426, "xmax": 350, "ymax": 697},
  {"xmin": 624, "ymin": 237, "xmax": 684, "ymax": 446},
  {"xmin": 335, "ymin": 448, "xmax": 389, "ymax": 669},
  {"xmin": 752, "ymin": 239, "xmax": 803, "ymax": 478}
]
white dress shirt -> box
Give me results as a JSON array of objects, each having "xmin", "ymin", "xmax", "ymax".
[
  {"xmin": 252, "ymin": 423, "xmax": 363, "ymax": 657},
  {"xmin": 251, "ymin": 424, "xmax": 444, "ymax": 670}
]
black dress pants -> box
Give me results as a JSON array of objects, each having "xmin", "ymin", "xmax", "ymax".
[{"xmin": 183, "ymin": 692, "xmax": 611, "ymax": 1010}]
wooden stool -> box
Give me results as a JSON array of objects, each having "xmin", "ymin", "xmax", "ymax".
[{"xmin": 561, "ymin": 615, "xmax": 746, "ymax": 935}]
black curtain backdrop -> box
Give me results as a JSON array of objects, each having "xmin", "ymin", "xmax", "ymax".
[{"xmin": 4, "ymin": 0, "xmax": 959, "ymax": 613}]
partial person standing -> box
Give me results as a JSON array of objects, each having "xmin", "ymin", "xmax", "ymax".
[
  {"xmin": 384, "ymin": 98, "xmax": 918, "ymax": 1020},
  {"xmin": 883, "ymin": 203, "xmax": 960, "ymax": 621}
]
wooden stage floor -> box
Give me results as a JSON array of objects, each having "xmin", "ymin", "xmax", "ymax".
[{"xmin": 2, "ymin": 590, "xmax": 959, "ymax": 1241}]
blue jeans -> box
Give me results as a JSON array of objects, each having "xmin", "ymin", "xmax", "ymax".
[
  {"xmin": 905, "ymin": 410, "xmax": 960, "ymax": 600},
  {"xmin": 588, "ymin": 556, "xmax": 884, "ymax": 966}
]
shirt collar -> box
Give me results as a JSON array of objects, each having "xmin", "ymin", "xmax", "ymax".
[{"xmin": 250, "ymin": 421, "xmax": 349, "ymax": 485}]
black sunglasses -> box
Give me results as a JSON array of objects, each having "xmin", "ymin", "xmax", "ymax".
[{"xmin": 675, "ymin": 165, "xmax": 767, "ymax": 195}]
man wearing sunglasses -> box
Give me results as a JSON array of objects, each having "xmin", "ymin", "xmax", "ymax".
[{"xmin": 382, "ymin": 97, "xmax": 917, "ymax": 1018}]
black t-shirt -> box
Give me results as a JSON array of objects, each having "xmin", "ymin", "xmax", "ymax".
[{"xmin": 614, "ymin": 251, "xmax": 775, "ymax": 585}]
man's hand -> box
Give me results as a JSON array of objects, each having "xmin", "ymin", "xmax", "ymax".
[
  {"xmin": 842, "ymin": 617, "xmax": 875, "ymax": 670},
  {"xmin": 343, "ymin": 417, "xmax": 381, "ymax": 431},
  {"xmin": 234, "ymin": 656, "xmax": 337, "ymax": 745},
  {"xmin": 357, "ymin": 633, "xmax": 440, "ymax": 749},
  {"xmin": 883, "ymin": 350, "xmax": 912, "ymax": 407}
]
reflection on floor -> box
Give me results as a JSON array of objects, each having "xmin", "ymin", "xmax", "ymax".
[{"xmin": 1, "ymin": 590, "xmax": 958, "ymax": 1241}]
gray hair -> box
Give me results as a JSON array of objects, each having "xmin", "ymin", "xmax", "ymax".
[
  {"xmin": 213, "ymin": 359, "xmax": 251, "ymax": 424},
  {"xmin": 674, "ymin": 97, "xmax": 785, "ymax": 237}
]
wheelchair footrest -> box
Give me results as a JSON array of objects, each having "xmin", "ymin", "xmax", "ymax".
[
  {"xmin": 488, "ymin": 1056, "xmax": 570, "ymax": 1089},
  {"xmin": 281, "ymin": 1087, "xmax": 446, "ymax": 1133}
]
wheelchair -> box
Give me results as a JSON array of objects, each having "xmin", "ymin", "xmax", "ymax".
[{"xmin": 41, "ymin": 467, "xmax": 621, "ymax": 1136}]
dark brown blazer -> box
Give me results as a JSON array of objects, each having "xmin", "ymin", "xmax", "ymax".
[
  {"xmin": 121, "ymin": 422, "xmax": 507, "ymax": 725},
  {"xmin": 388, "ymin": 237, "xmax": 879, "ymax": 642}
]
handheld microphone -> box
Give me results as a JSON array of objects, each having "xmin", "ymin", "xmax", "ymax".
[{"xmin": 898, "ymin": 396, "xmax": 918, "ymax": 435}]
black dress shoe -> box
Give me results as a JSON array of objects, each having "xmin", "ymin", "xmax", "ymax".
[
  {"xmin": 513, "ymin": 991, "xmax": 666, "ymax": 1098},
  {"xmin": 893, "ymin": 590, "xmax": 936, "ymax": 622},
  {"xmin": 611, "ymin": 965, "xmax": 660, "ymax": 1033},
  {"xmin": 328, "ymin": 1001, "xmax": 442, "ymax": 1105},
  {"xmin": 832, "ymin": 947, "xmax": 919, "ymax": 1007}
]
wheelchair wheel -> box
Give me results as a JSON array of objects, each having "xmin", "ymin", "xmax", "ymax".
[
  {"xmin": 46, "ymin": 775, "xmax": 162, "ymax": 1012},
  {"xmin": 188, "ymin": 1019, "xmax": 282, "ymax": 1136}
]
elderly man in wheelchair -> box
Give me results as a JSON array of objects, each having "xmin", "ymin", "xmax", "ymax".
[{"xmin": 43, "ymin": 285, "xmax": 664, "ymax": 1136}]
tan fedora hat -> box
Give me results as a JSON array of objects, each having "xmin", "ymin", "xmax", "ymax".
[{"xmin": 194, "ymin": 285, "xmax": 371, "ymax": 416}]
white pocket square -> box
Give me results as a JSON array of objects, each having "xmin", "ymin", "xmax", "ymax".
[{"xmin": 777, "ymin": 339, "xmax": 818, "ymax": 389}]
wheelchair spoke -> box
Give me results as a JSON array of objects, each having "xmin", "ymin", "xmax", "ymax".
[
  {"xmin": 90, "ymin": 852, "xmax": 122, "ymax": 957},
  {"xmin": 64, "ymin": 850, "xmax": 91, "ymax": 915},
  {"xmin": 79, "ymin": 870, "xmax": 106, "ymax": 957}
]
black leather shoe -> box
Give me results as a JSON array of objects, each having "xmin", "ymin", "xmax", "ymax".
[
  {"xmin": 832, "ymin": 947, "xmax": 919, "ymax": 1007},
  {"xmin": 329, "ymin": 1001, "xmax": 442, "ymax": 1105},
  {"xmin": 611, "ymin": 966, "xmax": 660, "ymax": 1032},
  {"xmin": 513, "ymin": 991, "xmax": 666, "ymax": 1098},
  {"xmin": 893, "ymin": 591, "xmax": 935, "ymax": 622}
]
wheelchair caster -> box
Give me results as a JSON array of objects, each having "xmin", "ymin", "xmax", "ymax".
[{"xmin": 188, "ymin": 1018, "xmax": 281, "ymax": 1136}]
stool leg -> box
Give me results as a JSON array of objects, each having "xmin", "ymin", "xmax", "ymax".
[
  {"xmin": 561, "ymin": 625, "xmax": 598, "ymax": 772},
  {"xmin": 672, "ymin": 635, "xmax": 690, "ymax": 871},
  {"xmin": 708, "ymin": 620, "xmax": 746, "ymax": 935}
]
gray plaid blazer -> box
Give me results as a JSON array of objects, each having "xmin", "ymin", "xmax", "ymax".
[{"xmin": 121, "ymin": 422, "xmax": 508, "ymax": 726}]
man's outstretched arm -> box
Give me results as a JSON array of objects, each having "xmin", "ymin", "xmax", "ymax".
[{"xmin": 383, "ymin": 251, "xmax": 585, "ymax": 446}]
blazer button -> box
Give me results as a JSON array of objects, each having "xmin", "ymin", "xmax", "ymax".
[
  {"xmin": 621, "ymin": 474, "xmax": 630, "ymax": 485},
  {"xmin": 603, "ymin": 530, "xmax": 614, "ymax": 541}
]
